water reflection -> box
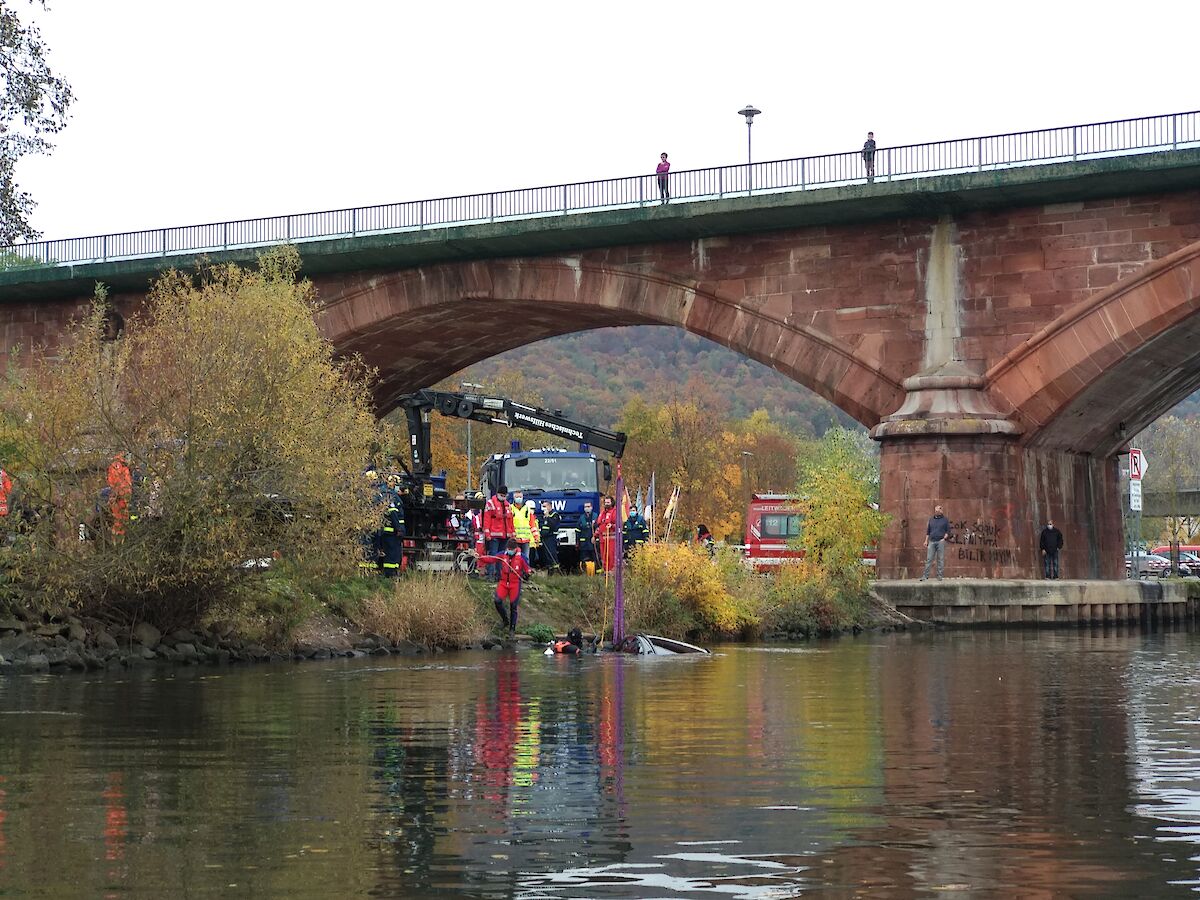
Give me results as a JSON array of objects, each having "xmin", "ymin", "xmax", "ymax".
[
  {"xmin": 0, "ymin": 630, "xmax": 1198, "ymax": 897},
  {"xmin": 1129, "ymin": 634, "xmax": 1200, "ymax": 892}
]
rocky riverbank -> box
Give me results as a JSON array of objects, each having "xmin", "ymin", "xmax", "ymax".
[{"xmin": 0, "ymin": 610, "xmax": 516, "ymax": 674}]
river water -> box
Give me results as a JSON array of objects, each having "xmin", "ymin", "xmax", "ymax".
[{"xmin": 2, "ymin": 628, "xmax": 1200, "ymax": 898}]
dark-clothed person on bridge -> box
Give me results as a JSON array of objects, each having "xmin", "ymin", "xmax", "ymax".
[
  {"xmin": 862, "ymin": 132, "xmax": 876, "ymax": 182},
  {"xmin": 920, "ymin": 504, "xmax": 951, "ymax": 581},
  {"xmin": 1039, "ymin": 519, "xmax": 1064, "ymax": 579}
]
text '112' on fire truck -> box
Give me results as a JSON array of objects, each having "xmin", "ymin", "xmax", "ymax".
[
  {"xmin": 743, "ymin": 493, "xmax": 878, "ymax": 572},
  {"xmin": 396, "ymin": 389, "xmax": 626, "ymax": 570}
]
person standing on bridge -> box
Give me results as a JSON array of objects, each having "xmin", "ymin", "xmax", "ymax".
[
  {"xmin": 1039, "ymin": 519, "xmax": 1064, "ymax": 579},
  {"xmin": 862, "ymin": 132, "xmax": 876, "ymax": 183},
  {"xmin": 656, "ymin": 152, "xmax": 671, "ymax": 204},
  {"xmin": 920, "ymin": 504, "xmax": 951, "ymax": 581}
]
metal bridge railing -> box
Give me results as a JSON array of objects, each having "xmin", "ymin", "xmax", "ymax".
[{"xmin": 5, "ymin": 110, "xmax": 1199, "ymax": 269}]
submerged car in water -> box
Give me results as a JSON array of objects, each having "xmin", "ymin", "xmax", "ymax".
[{"xmin": 615, "ymin": 634, "xmax": 710, "ymax": 655}]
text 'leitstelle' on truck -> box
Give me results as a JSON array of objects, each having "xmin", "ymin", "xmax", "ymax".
[{"xmin": 394, "ymin": 389, "xmax": 627, "ymax": 571}]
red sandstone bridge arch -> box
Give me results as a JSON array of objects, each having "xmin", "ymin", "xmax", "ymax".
[
  {"xmin": 313, "ymin": 259, "xmax": 906, "ymax": 424},
  {"xmin": 989, "ymin": 240, "xmax": 1200, "ymax": 454}
]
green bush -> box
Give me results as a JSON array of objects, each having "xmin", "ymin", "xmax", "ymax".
[
  {"xmin": 624, "ymin": 542, "xmax": 758, "ymax": 639},
  {"xmin": 525, "ymin": 622, "xmax": 555, "ymax": 643},
  {"xmin": 761, "ymin": 564, "xmax": 867, "ymax": 637}
]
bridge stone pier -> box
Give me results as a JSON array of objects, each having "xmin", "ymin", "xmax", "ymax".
[{"xmin": 3, "ymin": 151, "xmax": 1200, "ymax": 579}]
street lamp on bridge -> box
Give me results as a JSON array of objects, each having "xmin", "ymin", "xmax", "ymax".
[{"xmin": 738, "ymin": 104, "xmax": 761, "ymax": 195}]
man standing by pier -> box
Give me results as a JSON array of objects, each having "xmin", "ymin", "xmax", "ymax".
[
  {"xmin": 1040, "ymin": 519, "xmax": 1064, "ymax": 579},
  {"xmin": 920, "ymin": 504, "xmax": 951, "ymax": 581}
]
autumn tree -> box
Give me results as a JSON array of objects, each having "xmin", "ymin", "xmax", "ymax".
[
  {"xmin": 0, "ymin": 247, "xmax": 378, "ymax": 629},
  {"xmin": 618, "ymin": 387, "xmax": 814, "ymax": 542},
  {"xmin": 794, "ymin": 428, "xmax": 888, "ymax": 590},
  {"xmin": 0, "ymin": 0, "xmax": 74, "ymax": 243}
]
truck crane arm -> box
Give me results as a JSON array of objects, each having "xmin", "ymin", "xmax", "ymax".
[{"xmin": 397, "ymin": 389, "xmax": 627, "ymax": 478}]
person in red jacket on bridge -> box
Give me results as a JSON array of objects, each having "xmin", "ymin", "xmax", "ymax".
[
  {"xmin": 477, "ymin": 539, "xmax": 532, "ymax": 637},
  {"xmin": 482, "ymin": 485, "xmax": 515, "ymax": 582}
]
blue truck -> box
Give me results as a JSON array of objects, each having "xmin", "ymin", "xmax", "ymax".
[
  {"xmin": 479, "ymin": 444, "xmax": 614, "ymax": 562},
  {"xmin": 396, "ymin": 390, "xmax": 627, "ymax": 569}
]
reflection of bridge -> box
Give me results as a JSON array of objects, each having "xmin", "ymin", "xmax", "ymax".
[{"xmin": 3, "ymin": 112, "xmax": 1200, "ymax": 580}]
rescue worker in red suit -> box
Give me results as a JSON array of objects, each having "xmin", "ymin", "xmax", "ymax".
[
  {"xmin": 107, "ymin": 453, "xmax": 132, "ymax": 539},
  {"xmin": 0, "ymin": 466, "xmax": 12, "ymax": 518},
  {"xmin": 482, "ymin": 485, "xmax": 515, "ymax": 582},
  {"xmin": 477, "ymin": 538, "xmax": 531, "ymax": 637},
  {"xmin": 596, "ymin": 495, "xmax": 619, "ymax": 573}
]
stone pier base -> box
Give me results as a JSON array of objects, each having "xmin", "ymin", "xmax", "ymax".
[
  {"xmin": 876, "ymin": 436, "xmax": 1125, "ymax": 580},
  {"xmin": 874, "ymin": 579, "xmax": 1197, "ymax": 626}
]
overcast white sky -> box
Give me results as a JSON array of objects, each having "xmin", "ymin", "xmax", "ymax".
[{"xmin": 16, "ymin": 0, "xmax": 1198, "ymax": 241}]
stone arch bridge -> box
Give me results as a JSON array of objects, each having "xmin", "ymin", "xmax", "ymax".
[{"xmin": 4, "ymin": 151, "xmax": 1200, "ymax": 579}]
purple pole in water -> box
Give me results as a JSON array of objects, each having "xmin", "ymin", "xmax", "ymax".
[{"xmin": 613, "ymin": 463, "xmax": 625, "ymax": 645}]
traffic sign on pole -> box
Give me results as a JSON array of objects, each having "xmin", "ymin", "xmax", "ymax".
[
  {"xmin": 1130, "ymin": 480, "xmax": 1143, "ymax": 511},
  {"xmin": 1129, "ymin": 448, "xmax": 1148, "ymax": 481}
]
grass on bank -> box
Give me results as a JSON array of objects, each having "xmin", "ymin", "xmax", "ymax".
[{"xmin": 192, "ymin": 543, "xmax": 880, "ymax": 652}]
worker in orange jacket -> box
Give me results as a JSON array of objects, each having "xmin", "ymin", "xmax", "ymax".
[{"xmin": 107, "ymin": 453, "xmax": 132, "ymax": 539}]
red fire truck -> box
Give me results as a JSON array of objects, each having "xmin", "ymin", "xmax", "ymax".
[{"xmin": 742, "ymin": 493, "xmax": 878, "ymax": 572}]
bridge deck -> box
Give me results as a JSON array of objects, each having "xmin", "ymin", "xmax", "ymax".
[{"xmin": 3, "ymin": 147, "xmax": 1200, "ymax": 302}]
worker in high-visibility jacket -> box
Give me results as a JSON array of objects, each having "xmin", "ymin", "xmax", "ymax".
[
  {"xmin": 380, "ymin": 494, "xmax": 406, "ymax": 576},
  {"xmin": 511, "ymin": 492, "xmax": 534, "ymax": 563}
]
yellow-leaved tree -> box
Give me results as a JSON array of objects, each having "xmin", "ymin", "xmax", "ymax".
[
  {"xmin": 0, "ymin": 247, "xmax": 378, "ymax": 631},
  {"xmin": 794, "ymin": 428, "xmax": 888, "ymax": 592}
]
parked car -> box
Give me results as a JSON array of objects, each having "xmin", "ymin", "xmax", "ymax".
[
  {"xmin": 1150, "ymin": 544, "xmax": 1200, "ymax": 558},
  {"xmin": 1148, "ymin": 546, "xmax": 1200, "ymax": 575},
  {"xmin": 1125, "ymin": 553, "xmax": 1181, "ymax": 578}
]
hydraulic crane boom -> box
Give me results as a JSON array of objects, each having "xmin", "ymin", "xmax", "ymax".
[{"xmin": 397, "ymin": 389, "xmax": 627, "ymax": 478}]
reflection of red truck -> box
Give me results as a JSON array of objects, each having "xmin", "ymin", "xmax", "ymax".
[{"xmin": 742, "ymin": 492, "xmax": 878, "ymax": 572}]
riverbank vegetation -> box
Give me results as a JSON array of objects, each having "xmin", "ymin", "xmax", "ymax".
[
  {"xmin": 0, "ymin": 249, "xmax": 888, "ymax": 653},
  {"xmin": 0, "ymin": 247, "xmax": 377, "ymax": 632}
]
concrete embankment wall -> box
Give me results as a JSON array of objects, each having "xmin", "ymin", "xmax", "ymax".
[{"xmin": 873, "ymin": 579, "xmax": 1198, "ymax": 627}]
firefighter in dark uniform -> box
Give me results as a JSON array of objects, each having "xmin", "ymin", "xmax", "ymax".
[
  {"xmin": 624, "ymin": 506, "xmax": 649, "ymax": 555},
  {"xmin": 359, "ymin": 470, "xmax": 385, "ymax": 574},
  {"xmin": 380, "ymin": 483, "xmax": 406, "ymax": 576},
  {"xmin": 577, "ymin": 501, "xmax": 597, "ymax": 574},
  {"xmin": 537, "ymin": 500, "xmax": 561, "ymax": 572}
]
